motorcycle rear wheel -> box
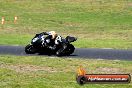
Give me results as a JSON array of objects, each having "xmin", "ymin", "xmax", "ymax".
[
  {"xmin": 66, "ymin": 44, "xmax": 75, "ymax": 55},
  {"xmin": 56, "ymin": 44, "xmax": 75, "ymax": 56}
]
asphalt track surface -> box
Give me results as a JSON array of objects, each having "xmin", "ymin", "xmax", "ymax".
[{"xmin": 0, "ymin": 45, "xmax": 132, "ymax": 60}]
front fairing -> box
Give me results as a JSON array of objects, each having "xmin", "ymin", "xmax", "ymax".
[{"xmin": 31, "ymin": 34, "xmax": 44, "ymax": 46}]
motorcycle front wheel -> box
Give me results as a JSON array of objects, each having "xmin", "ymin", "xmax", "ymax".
[{"xmin": 25, "ymin": 44, "xmax": 36, "ymax": 54}]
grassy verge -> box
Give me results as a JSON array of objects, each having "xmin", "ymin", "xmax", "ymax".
[
  {"xmin": 0, "ymin": 55, "xmax": 132, "ymax": 88},
  {"xmin": 0, "ymin": 0, "xmax": 132, "ymax": 49},
  {"xmin": 0, "ymin": 31, "xmax": 132, "ymax": 49}
]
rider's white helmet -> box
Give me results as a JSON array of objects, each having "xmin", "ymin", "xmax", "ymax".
[{"xmin": 49, "ymin": 31, "xmax": 57, "ymax": 39}]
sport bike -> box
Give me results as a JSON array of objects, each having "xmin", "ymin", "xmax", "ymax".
[{"xmin": 25, "ymin": 33, "xmax": 77, "ymax": 56}]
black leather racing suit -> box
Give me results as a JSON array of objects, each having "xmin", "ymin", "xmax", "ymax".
[
  {"xmin": 39, "ymin": 32, "xmax": 54, "ymax": 48},
  {"xmin": 38, "ymin": 32, "xmax": 66, "ymax": 54},
  {"xmin": 54, "ymin": 36, "xmax": 67, "ymax": 55}
]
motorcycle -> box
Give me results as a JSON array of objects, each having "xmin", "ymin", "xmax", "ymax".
[{"xmin": 25, "ymin": 33, "xmax": 77, "ymax": 56}]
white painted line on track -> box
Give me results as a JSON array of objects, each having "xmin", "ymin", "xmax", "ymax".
[{"xmin": 101, "ymin": 48, "xmax": 113, "ymax": 49}]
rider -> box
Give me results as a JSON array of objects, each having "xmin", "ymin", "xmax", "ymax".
[
  {"xmin": 41, "ymin": 31, "xmax": 69, "ymax": 55},
  {"xmin": 41, "ymin": 31, "xmax": 63, "ymax": 51}
]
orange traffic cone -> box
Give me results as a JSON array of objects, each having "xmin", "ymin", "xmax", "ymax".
[
  {"xmin": 1, "ymin": 17, "xmax": 5, "ymax": 25},
  {"xmin": 14, "ymin": 16, "xmax": 18, "ymax": 24}
]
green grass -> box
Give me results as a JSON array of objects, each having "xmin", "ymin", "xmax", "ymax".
[
  {"xmin": 0, "ymin": 55, "xmax": 132, "ymax": 88},
  {"xmin": 0, "ymin": 0, "xmax": 132, "ymax": 49}
]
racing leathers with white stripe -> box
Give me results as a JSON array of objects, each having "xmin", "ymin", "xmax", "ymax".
[{"xmin": 49, "ymin": 35, "xmax": 63, "ymax": 50}]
